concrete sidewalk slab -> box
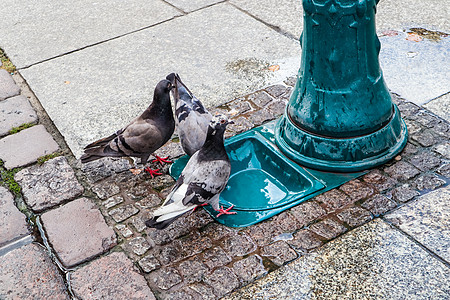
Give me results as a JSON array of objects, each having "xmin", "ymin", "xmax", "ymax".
[
  {"xmin": 166, "ymin": 0, "xmax": 224, "ymax": 13},
  {"xmin": 385, "ymin": 187, "xmax": 450, "ymax": 262},
  {"xmin": 0, "ymin": 124, "xmax": 59, "ymax": 169},
  {"xmin": 20, "ymin": 3, "xmax": 301, "ymax": 158},
  {"xmin": 380, "ymin": 32, "xmax": 449, "ymax": 106},
  {"xmin": 225, "ymin": 219, "xmax": 450, "ymax": 299},
  {"xmin": 0, "ymin": 95, "xmax": 38, "ymax": 137},
  {"xmin": 0, "ymin": 0, "xmax": 181, "ymax": 68},
  {"xmin": 0, "ymin": 243, "xmax": 69, "ymax": 299},
  {"xmin": 424, "ymin": 93, "xmax": 450, "ymax": 123},
  {"xmin": 0, "ymin": 187, "xmax": 29, "ymax": 246}
]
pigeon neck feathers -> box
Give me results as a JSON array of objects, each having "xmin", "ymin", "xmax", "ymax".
[{"xmin": 197, "ymin": 125, "xmax": 228, "ymax": 162}]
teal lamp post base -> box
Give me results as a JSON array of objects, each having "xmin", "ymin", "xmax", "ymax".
[{"xmin": 275, "ymin": 104, "xmax": 408, "ymax": 172}]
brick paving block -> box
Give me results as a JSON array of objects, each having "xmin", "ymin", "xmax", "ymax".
[
  {"xmin": 271, "ymin": 211, "xmax": 299, "ymax": 233},
  {"xmin": 0, "ymin": 69, "xmax": 20, "ymax": 101},
  {"xmin": 361, "ymin": 195, "xmax": 397, "ymax": 217},
  {"xmin": 362, "ymin": 170, "xmax": 398, "ymax": 192},
  {"xmin": 91, "ymin": 182, "xmax": 120, "ymax": 200},
  {"xmin": 178, "ymin": 256, "xmax": 209, "ymax": 283},
  {"xmin": 384, "ymin": 161, "xmax": 421, "ymax": 181},
  {"xmin": 71, "ymin": 252, "xmax": 155, "ymax": 299},
  {"xmin": 261, "ymin": 241, "xmax": 298, "ymax": 266},
  {"xmin": 203, "ymin": 267, "xmax": 240, "ymax": 298},
  {"xmin": 232, "ymin": 255, "xmax": 266, "ymax": 283},
  {"xmin": 108, "ymin": 203, "xmax": 139, "ymax": 222},
  {"xmin": 201, "ymin": 222, "xmax": 235, "ymax": 241},
  {"xmin": 309, "ymin": 219, "xmax": 347, "ymax": 241},
  {"xmin": 79, "ymin": 157, "xmax": 132, "ymax": 183},
  {"xmin": 221, "ymin": 233, "xmax": 256, "ymax": 258},
  {"xmin": 180, "ymin": 231, "xmax": 213, "ymax": 257},
  {"xmin": 15, "ymin": 156, "xmax": 84, "ymax": 212},
  {"xmin": 288, "ymin": 229, "xmax": 323, "ymax": 251},
  {"xmin": 390, "ymin": 184, "xmax": 420, "ymax": 203},
  {"xmin": 202, "ymin": 246, "xmax": 232, "ymax": 270},
  {"xmin": 139, "ymin": 253, "xmax": 161, "ymax": 273},
  {"xmin": 189, "ymin": 283, "xmax": 216, "ymax": 300},
  {"xmin": 248, "ymin": 91, "xmax": 273, "ymax": 107},
  {"xmin": 245, "ymin": 219, "xmax": 282, "ymax": 246},
  {"xmin": 407, "ymin": 151, "xmax": 442, "ymax": 171},
  {"xmin": 336, "ymin": 206, "xmax": 373, "ymax": 228},
  {"xmin": 248, "ymin": 108, "xmax": 275, "ymax": 126},
  {"xmin": 411, "ymin": 129, "xmax": 437, "ymax": 147},
  {"xmin": 0, "ymin": 95, "xmax": 38, "ymax": 137},
  {"xmin": 0, "ymin": 243, "xmax": 68, "ymax": 299},
  {"xmin": 41, "ymin": 197, "xmax": 117, "ymax": 267},
  {"xmin": 413, "ymin": 173, "xmax": 446, "ymax": 191},
  {"xmin": 265, "ymin": 84, "xmax": 288, "ymax": 98},
  {"xmin": 148, "ymin": 266, "xmax": 182, "ymax": 290},
  {"xmin": 339, "ymin": 179, "xmax": 374, "ymax": 201},
  {"xmin": 0, "ymin": 125, "xmax": 59, "ymax": 169},
  {"xmin": 0, "ymin": 186, "xmax": 29, "ymax": 246},
  {"xmin": 126, "ymin": 236, "xmax": 152, "ymax": 256},
  {"xmin": 289, "ymin": 201, "xmax": 326, "ymax": 227},
  {"xmin": 314, "ymin": 189, "xmax": 353, "ymax": 213}
]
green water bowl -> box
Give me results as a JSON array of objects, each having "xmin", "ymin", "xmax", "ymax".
[{"xmin": 170, "ymin": 125, "xmax": 326, "ymax": 227}]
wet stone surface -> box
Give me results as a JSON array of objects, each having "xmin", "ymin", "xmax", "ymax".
[
  {"xmin": 0, "ymin": 186, "xmax": 29, "ymax": 246},
  {"xmin": 289, "ymin": 229, "xmax": 323, "ymax": 251},
  {"xmin": 203, "ymin": 267, "xmax": 240, "ymax": 298},
  {"xmin": 384, "ymin": 161, "xmax": 421, "ymax": 181},
  {"xmin": 314, "ymin": 189, "xmax": 353, "ymax": 213},
  {"xmin": 361, "ymin": 194, "xmax": 397, "ymax": 217},
  {"xmin": 309, "ymin": 219, "xmax": 347, "ymax": 241},
  {"xmin": 232, "ymin": 255, "xmax": 266, "ymax": 283},
  {"xmin": 261, "ymin": 241, "xmax": 298, "ymax": 266},
  {"xmin": 413, "ymin": 173, "xmax": 446, "ymax": 191},
  {"xmin": 336, "ymin": 206, "xmax": 373, "ymax": 228},
  {"xmin": 15, "ymin": 156, "xmax": 84, "ymax": 212}
]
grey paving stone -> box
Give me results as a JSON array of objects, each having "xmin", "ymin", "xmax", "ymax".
[
  {"xmin": 336, "ymin": 207, "xmax": 373, "ymax": 228},
  {"xmin": 179, "ymin": 231, "xmax": 213, "ymax": 257},
  {"xmin": 339, "ymin": 179, "xmax": 375, "ymax": 202},
  {"xmin": 139, "ymin": 253, "xmax": 161, "ymax": 273},
  {"xmin": 165, "ymin": 0, "xmax": 223, "ymax": 12},
  {"xmin": 102, "ymin": 195, "xmax": 124, "ymax": 209},
  {"xmin": 424, "ymin": 94, "xmax": 450, "ymax": 122},
  {"xmin": 0, "ymin": 69, "xmax": 20, "ymax": 101},
  {"xmin": 314, "ymin": 189, "xmax": 353, "ymax": 213},
  {"xmin": 406, "ymin": 151, "xmax": 442, "ymax": 171},
  {"xmin": 261, "ymin": 241, "xmax": 298, "ymax": 266},
  {"xmin": 288, "ymin": 229, "xmax": 323, "ymax": 251},
  {"xmin": 201, "ymin": 222, "xmax": 235, "ymax": 241},
  {"xmin": 178, "ymin": 256, "xmax": 209, "ymax": 283},
  {"xmin": 411, "ymin": 129, "xmax": 438, "ymax": 147},
  {"xmin": 433, "ymin": 142, "xmax": 450, "ymax": 159},
  {"xmin": 189, "ymin": 284, "xmax": 216, "ymax": 300},
  {"xmin": 152, "ymin": 240, "xmax": 184, "ymax": 265},
  {"xmin": 148, "ymin": 266, "xmax": 182, "ymax": 290},
  {"xmin": 385, "ymin": 187, "xmax": 450, "ymax": 262},
  {"xmin": 225, "ymin": 220, "xmax": 450, "ymax": 300},
  {"xmin": 19, "ymin": 3, "xmax": 301, "ymax": 158},
  {"xmin": 391, "ymin": 184, "xmax": 420, "ymax": 203},
  {"xmin": 126, "ymin": 236, "xmax": 152, "ymax": 256},
  {"xmin": 71, "ymin": 252, "xmax": 155, "ymax": 299},
  {"xmin": 0, "ymin": 243, "xmax": 69, "ymax": 299},
  {"xmin": 14, "ymin": 156, "xmax": 84, "ymax": 212},
  {"xmin": 0, "ymin": 0, "xmax": 181, "ymax": 68},
  {"xmin": 0, "ymin": 186, "xmax": 29, "ymax": 246},
  {"xmin": 289, "ymin": 201, "xmax": 326, "ymax": 228},
  {"xmin": 91, "ymin": 182, "xmax": 120, "ymax": 200},
  {"xmin": 41, "ymin": 198, "xmax": 117, "ymax": 267},
  {"xmin": 232, "ymin": 255, "xmax": 266, "ymax": 283},
  {"xmin": 230, "ymin": 0, "xmax": 303, "ymax": 38},
  {"xmin": 309, "ymin": 219, "xmax": 347, "ymax": 241},
  {"xmin": 247, "ymin": 91, "xmax": 273, "ymax": 108},
  {"xmin": 0, "ymin": 124, "xmax": 59, "ymax": 169},
  {"xmin": 384, "ymin": 161, "xmax": 421, "ymax": 181},
  {"xmin": 413, "ymin": 173, "xmax": 446, "ymax": 192},
  {"xmin": 221, "ymin": 233, "xmax": 256, "ymax": 258},
  {"xmin": 202, "ymin": 246, "xmax": 232, "ymax": 270},
  {"xmin": 115, "ymin": 224, "xmax": 133, "ymax": 238},
  {"xmin": 248, "ymin": 108, "xmax": 275, "ymax": 126},
  {"xmin": 108, "ymin": 203, "xmax": 139, "ymax": 222},
  {"xmin": 361, "ymin": 194, "xmax": 397, "ymax": 217},
  {"xmin": 80, "ymin": 157, "xmax": 133, "ymax": 183},
  {"xmin": 362, "ymin": 169, "xmax": 398, "ymax": 192},
  {"xmin": 203, "ymin": 267, "xmax": 240, "ymax": 298},
  {"xmin": 0, "ymin": 95, "xmax": 38, "ymax": 137}
]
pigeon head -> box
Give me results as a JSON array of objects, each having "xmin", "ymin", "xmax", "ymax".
[
  {"xmin": 209, "ymin": 114, "xmax": 233, "ymax": 133},
  {"xmin": 155, "ymin": 79, "xmax": 173, "ymax": 95}
]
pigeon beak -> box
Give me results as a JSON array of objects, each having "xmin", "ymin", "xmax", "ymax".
[{"xmin": 227, "ymin": 120, "xmax": 235, "ymax": 125}]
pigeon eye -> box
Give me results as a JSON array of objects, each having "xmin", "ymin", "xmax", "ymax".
[{"xmin": 220, "ymin": 119, "xmax": 226, "ymax": 124}]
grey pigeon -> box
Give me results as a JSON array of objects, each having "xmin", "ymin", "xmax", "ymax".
[
  {"xmin": 145, "ymin": 114, "xmax": 236, "ymax": 230},
  {"xmin": 80, "ymin": 79, "xmax": 175, "ymax": 176},
  {"xmin": 166, "ymin": 73, "xmax": 212, "ymax": 156}
]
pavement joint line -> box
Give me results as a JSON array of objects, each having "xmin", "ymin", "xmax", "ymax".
[
  {"xmin": 160, "ymin": 0, "xmax": 188, "ymax": 15},
  {"xmin": 17, "ymin": 15, "xmax": 183, "ymax": 70},
  {"xmin": 183, "ymin": 0, "xmax": 229, "ymax": 14},
  {"xmin": 228, "ymin": 2, "xmax": 299, "ymax": 41},
  {"xmin": 382, "ymin": 216, "xmax": 450, "ymax": 269},
  {"xmin": 423, "ymin": 90, "xmax": 450, "ymax": 105}
]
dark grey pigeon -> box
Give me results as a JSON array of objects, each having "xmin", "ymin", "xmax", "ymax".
[
  {"xmin": 146, "ymin": 114, "xmax": 236, "ymax": 230},
  {"xmin": 80, "ymin": 79, "xmax": 175, "ymax": 176},
  {"xmin": 166, "ymin": 73, "xmax": 212, "ymax": 156}
]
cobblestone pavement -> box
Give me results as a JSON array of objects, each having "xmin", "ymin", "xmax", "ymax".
[{"xmin": 0, "ymin": 61, "xmax": 449, "ymax": 298}]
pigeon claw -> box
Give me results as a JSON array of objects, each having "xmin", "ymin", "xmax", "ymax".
[
  {"xmin": 152, "ymin": 155, "xmax": 173, "ymax": 165},
  {"xmin": 144, "ymin": 167, "xmax": 163, "ymax": 179},
  {"xmin": 216, "ymin": 205, "xmax": 237, "ymax": 218},
  {"xmin": 193, "ymin": 203, "xmax": 209, "ymax": 212}
]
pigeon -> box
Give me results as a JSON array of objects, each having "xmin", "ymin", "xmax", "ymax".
[
  {"xmin": 145, "ymin": 114, "xmax": 236, "ymax": 230},
  {"xmin": 166, "ymin": 73, "xmax": 212, "ymax": 156},
  {"xmin": 80, "ymin": 79, "xmax": 175, "ymax": 177}
]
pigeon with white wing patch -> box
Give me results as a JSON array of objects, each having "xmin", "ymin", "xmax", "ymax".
[{"xmin": 145, "ymin": 114, "xmax": 236, "ymax": 230}]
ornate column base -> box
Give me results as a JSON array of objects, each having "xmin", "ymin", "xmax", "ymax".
[{"xmin": 275, "ymin": 104, "xmax": 408, "ymax": 172}]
